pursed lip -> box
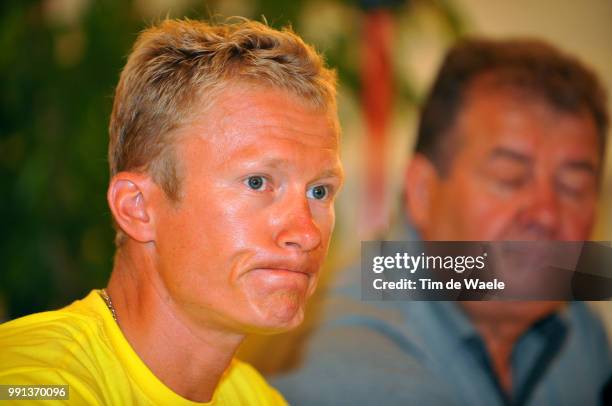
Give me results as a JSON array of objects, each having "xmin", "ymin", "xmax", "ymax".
[
  {"xmin": 251, "ymin": 267, "xmax": 312, "ymax": 277},
  {"xmin": 248, "ymin": 260, "xmax": 315, "ymax": 277},
  {"xmin": 243, "ymin": 259, "xmax": 320, "ymax": 297}
]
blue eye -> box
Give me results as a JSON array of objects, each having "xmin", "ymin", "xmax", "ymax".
[
  {"xmin": 307, "ymin": 185, "xmax": 328, "ymax": 200},
  {"xmin": 245, "ymin": 176, "xmax": 266, "ymax": 190}
]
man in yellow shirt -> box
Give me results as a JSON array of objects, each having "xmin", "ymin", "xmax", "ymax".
[{"xmin": 0, "ymin": 18, "xmax": 343, "ymax": 405}]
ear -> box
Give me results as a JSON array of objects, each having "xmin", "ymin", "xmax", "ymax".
[
  {"xmin": 107, "ymin": 172, "xmax": 158, "ymax": 243},
  {"xmin": 403, "ymin": 154, "xmax": 439, "ymax": 233}
]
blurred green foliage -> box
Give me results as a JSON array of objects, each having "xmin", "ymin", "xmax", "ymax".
[
  {"xmin": 0, "ymin": 0, "xmax": 462, "ymax": 319},
  {"xmin": 1, "ymin": 1, "xmax": 140, "ymax": 318}
]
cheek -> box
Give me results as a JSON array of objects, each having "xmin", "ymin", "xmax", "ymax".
[
  {"xmin": 560, "ymin": 200, "xmax": 597, "ymax": 237},
  {"xmin": 439, "ymin": 172, "xmax": 520, "ymax": 239},
  {"xmin": 313, "ymin": 205, "xmax": 336, "ymax": 245},
  {"xmin": 218, "ymin": 197, "xmax": 275, "ymax": 251},
  {"xmin": 157, "ymin": 192, "xmax": 264, "ymax": 272},
  {"xmin": 197, "ymin": 185, "xmax": 271, "ymax": 238}
]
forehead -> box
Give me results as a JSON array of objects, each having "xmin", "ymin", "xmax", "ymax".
[
  {"xmin": 174, "ymin": 85, "xmax": 341, "ymax": 173},
  {"xmin": 207, "ymin": 85, "xmax": 335, "ymax": 139},
  {"xmin": 452, "ymin": 84, "xmax": 601, "ymax": 161}
]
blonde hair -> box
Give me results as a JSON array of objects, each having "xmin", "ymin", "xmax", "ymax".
[{"xmin": 108, "ymin": 18, "xmax": 337, "ymax": 244}]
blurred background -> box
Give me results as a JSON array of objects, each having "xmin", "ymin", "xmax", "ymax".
[{"xmin": 1, "ymin": 0, "xmax": 611, "ymax": 372}]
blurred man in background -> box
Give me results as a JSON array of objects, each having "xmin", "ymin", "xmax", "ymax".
[
  {"xmin": 0, "ymin": 18, "xmax": 343, "ymax": 404},
  {"xmin": 273, "ymin": 38, "xmax": 610, "ymax": 405}
]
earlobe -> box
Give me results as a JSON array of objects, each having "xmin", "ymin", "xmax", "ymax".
[
  {"xmin": 404, "ymin": 154, "xmax": 438, "ymax": 233},
  {"xmin": 107, "ymin": 172, "xmax": 157, "ymax": 243}
]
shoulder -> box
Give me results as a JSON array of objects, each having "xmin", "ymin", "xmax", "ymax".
[
  {"xmin": 0, "ymin": 291, "xmax": 111, "ymax": 402},
  {"xmin": 272, "ymin": 265, "xmax": 456, "ymax": 405},
  {"xmin": 0, "ymin": 291, "xmax": 108, "ymax": 362},
  {"xmin": 217, "ymin": 360, "xmax": 287, "ymax": 405},
  {"xmin": 567, "ymin": 302, "xmax": 610, "ymax": 348},
  {"xmin": 307, "ymin": 263, "xmax": 434, "ymax": 357},
  {"xmin": 1, "ymin": 302, "xmax": 101, "ymax": 342},
  {"xmin": 564, "ymin": 302, "xmax": 611, "ymax": 364}
]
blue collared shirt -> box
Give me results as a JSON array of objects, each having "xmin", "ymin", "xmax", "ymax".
[{"xmin": 272, "ymin": 266, "xmax": 611, "ymax": 405}]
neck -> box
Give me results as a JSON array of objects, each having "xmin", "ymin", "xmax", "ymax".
[
  {"xmin": 106, "ymin": 243, "xmax": 245, "ymax": 402},
  {"xmin": 460, "ymin": 301, "xmax": 564, "ymax": 395}
]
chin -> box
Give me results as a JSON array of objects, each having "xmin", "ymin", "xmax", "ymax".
[
  {"xmin": 243, "ymin": 290, "xmax": 308, "ymax": 334},
  {"xmin": 238, "ymin": 269, "xmax": 313, "ymax": 333}
]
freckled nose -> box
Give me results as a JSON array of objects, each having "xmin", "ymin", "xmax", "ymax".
[{"xmin": 275, "ymin": 200, "xmax": 322, "ymax": 252}]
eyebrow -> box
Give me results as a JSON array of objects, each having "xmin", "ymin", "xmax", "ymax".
[
  {"xmin": 245, "ymin": 158, "xmax": 344, "ymax": 179},
  {"xmin": 256, "ymin": 158, "xmax": 286, "ymax": 170},
  {"xmin": 488, "ymin": 147, "xmax": 532, "ymax": 164},
  {"xmin": 560, "ymin": 160, "xmax": 598, "ymax": 176},
  {"xmin": 488, "ymin": 147, "xmax": 598, "ymax": 176},
  {"xmin": 239, "ymin": 157, "xmax": 295, "ymax": 172},
  {"xmin": 317, "ymin": 167, "xmax": 344, "ymax": 179}
]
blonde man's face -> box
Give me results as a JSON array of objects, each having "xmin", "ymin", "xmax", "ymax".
[{"xmin": 151, "ymin": 86, "xmax": 343, "ymax": 334}]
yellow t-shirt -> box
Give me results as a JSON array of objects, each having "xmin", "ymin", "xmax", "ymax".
[{"xmin": 0, "ymin": 291, "xmax": 287, "ymax": 405}]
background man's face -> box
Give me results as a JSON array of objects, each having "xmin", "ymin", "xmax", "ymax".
[
  {"xmin": 413, "ymin": 84, "xmax": 601, "ymax": 241},
  {"xmin": 153, "ymin": 85, "xmax": 343, "ymax": 334}
]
